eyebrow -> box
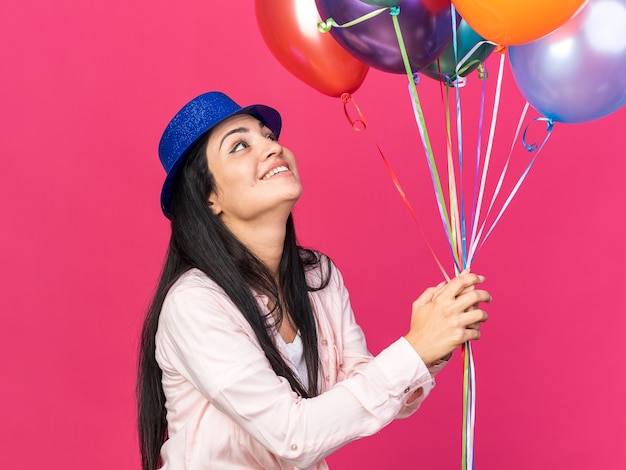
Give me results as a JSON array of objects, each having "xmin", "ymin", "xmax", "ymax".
[
  {"xmin": 219, "ymin": 127, "xmax": 248, "ymax": 150},
  {"xmin": 218, "ymin": 120, "xmax": 267, "ymax": 150}
]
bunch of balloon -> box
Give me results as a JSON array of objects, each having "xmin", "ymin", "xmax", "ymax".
[
  {"xmin": 509, "ymin": 0, "xmax": 626, "ymax": 124},
  {"xmin": 254, "ymin": 0, "xmax": 369, "ymax": 98},
  {"xmin": 255, "ymin": 1, "xmax": 624, "ymax": 469}
]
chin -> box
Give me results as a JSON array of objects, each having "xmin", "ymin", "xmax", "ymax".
[{"xmin": 283, "ymin": 181, "xmax": 303, "ymax": 200}]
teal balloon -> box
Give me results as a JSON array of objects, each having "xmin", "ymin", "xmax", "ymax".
[
  {"xmin": 359, "ymin": 0, "xmax": 403, "ymax": 6},
  {"xmin": 422, "ymin": 20, "xmax": 495, "ymax": 85}
]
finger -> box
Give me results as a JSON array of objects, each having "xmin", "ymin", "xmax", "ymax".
[
  {"xmin": 431, "ymin": 280, "xmax": 448, "ymax": 300},
  {"xmin": 464, "ymin": 303, "xmax": 478, "ymax": 313},
  {"xmin": 443, "ymin": 273, "xmax": 486, "ymax": 298},
  {"xmin": 464, "ymin": 328, "xmax": 482, "ymax": 342},
  {"xmin": 462, "ymin": 309, "xmax": 488, "ymax": 328},
  {"xmin": 457, "ymin": 285, "xmax": 476, "ymax": 301},
  {"xmin": 412, "ymin": 285, "xmax": 439, "ymax": 308},
  {"xmin": 455, "ymin": 289, "xmax": 492, "ymax": 312},
  {"xmin": 420, "ymin": 279, "xmax": 448, "ymax": 303}
]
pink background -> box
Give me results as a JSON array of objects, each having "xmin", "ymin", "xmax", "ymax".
[{"xmin": 1, "ymin": 1, "xmax": 625, "ymax": 468}]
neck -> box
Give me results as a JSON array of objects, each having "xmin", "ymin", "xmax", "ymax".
[{"xmin": 223, "ymin": 213, "xmax": 289, "ymax": 276}]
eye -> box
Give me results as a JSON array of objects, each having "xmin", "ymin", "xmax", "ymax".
[
  {"xmin": 229, "ymin": 140, "xmax": 248, "ymax": 154},
  {"xmin": 265, "ymin": 131, "xmax": 277, "ymax": 141}
]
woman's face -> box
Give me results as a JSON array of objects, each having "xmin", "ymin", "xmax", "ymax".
[{"xmin": 205, "ymin": 114, "xmax": 302, "ymax": 228}]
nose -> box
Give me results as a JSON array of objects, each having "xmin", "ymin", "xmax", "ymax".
[{"xmin": 261, "ymin": 137, "xmax": 282, "ymax": 160}]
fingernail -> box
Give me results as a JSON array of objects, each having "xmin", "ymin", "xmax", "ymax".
[{"xmin": 478, "ymin": 275, "xmax": 486, "ymax": 282}]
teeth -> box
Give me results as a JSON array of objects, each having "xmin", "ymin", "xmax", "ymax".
[{"xmin": 263, "ymin": 166, "xmax": 289, "ymax": 180}]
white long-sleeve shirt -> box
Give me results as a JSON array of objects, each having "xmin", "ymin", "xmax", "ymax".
[{"xmin": 155, "ymin": 259, "xmax": 446, "ymax": 469}]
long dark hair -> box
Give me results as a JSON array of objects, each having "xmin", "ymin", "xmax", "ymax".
[{"xmin": 137, "ymin": 134, "xmax": 330, "ymax": 470}]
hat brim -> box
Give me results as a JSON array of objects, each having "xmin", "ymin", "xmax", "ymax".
[{"xmin": 160, "ymin": 104, "xmax": 282, "ymax": 218}]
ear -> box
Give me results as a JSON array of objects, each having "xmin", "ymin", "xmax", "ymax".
[{"xmin": 207, "ymin": 194, "xmax": 223, "ymax": 216}]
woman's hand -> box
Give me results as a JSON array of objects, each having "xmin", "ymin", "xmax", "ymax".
[{"xmin": 404, "ymin": 272, "xmax": 491, "ymax": 366}]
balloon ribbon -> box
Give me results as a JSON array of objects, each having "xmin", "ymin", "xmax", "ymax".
[
  {"xmin": 322, "ymin": 7, "xmax": 556, "ymax": 470},
  {"xmin": 390, "ymin": 8, "xmax": 461, "ymax": 273},
  {"xmin": 317, "ymin": 7, "xmax": 388, "ymax": 32},
  {"xmin": 320, "ymin": 11, "xmax": 451, "ymax": 280},
  {"xmin": 392, "ymin": 6, "xmax": 474, "ymax": 468},
  {"xmin": 341, "ymin": 93, "xmax": 451, "ymax": 280}
]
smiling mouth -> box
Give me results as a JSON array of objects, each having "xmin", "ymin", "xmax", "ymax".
[{"xmin": 262, "ymin": 166, "xmax": 290, "ymax": 180}]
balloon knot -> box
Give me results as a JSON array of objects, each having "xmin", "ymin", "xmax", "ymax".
[
  {"xmin": 522, "ymin": 117, "xmax": 555, "ymax": 152},
  {"xmin": 412, "ymin": 72, "xmax": 420, "ymax": 85},
  {"xmin": 442, "ymin": 74, "xmax": 455, "ymax": 87},
  {"xmin": 477, "ymin": 62, "xmax": 488, "ymax": 80},
  {"xmin": 317, "ymin": 19, "xmax": 334, "ymax": 33},
  {"xmin": 389, "ymin": 6, "xmax": 400, "ymax": 16},
  {"xmin": 524, "ymin": 142, "xmax": 538, "ymax": 152},
  {"xmin": 495, "ymin": 45, "xmax": 506, "ymax": 55},
  {"xmin": 342, "ymin": 94, "xmax": 367, "ymax": 132}
]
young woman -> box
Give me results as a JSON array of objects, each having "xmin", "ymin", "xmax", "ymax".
[{"xmin": 137, "ymin": 91, "xmax": 491, "ymax": 470}]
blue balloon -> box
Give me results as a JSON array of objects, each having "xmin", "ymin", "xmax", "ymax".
[{"xmin": 509, "ymin": 0, "xmax": 626, "ymax": 124}]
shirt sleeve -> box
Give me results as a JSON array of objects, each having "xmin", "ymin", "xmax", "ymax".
[
  {"xmin": 325, "ymin": 263, "xmax": 441, "ymax": 421},
  {"xmin": 157, "ymin": 270, "xmax": 437, "ymax": 469}
]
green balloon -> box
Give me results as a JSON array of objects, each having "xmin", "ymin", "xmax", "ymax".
[{"xmin": 422, "ymin": 20, "xmax": 495, "ymax": 85}]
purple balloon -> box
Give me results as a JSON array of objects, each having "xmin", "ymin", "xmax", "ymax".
[
  {"xmin": 509, "ymin": 0, "xmax": 626, "ymax": 124},
  {"xmin": 315, "ymin": 0, "xmax": 459, "ymax": 74},
  {"xmin": 361, "ymin": 0, "xmax": 403, "ymax": 6}
]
